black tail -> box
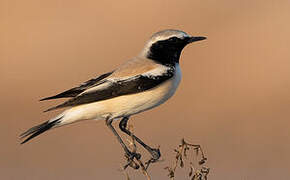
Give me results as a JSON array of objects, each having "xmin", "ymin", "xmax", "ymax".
[{"xmin": 20, "ymin": 117, "xmax": 62, "ymax": 144}]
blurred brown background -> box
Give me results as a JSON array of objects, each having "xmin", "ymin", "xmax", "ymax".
[{"xmin": 1, "ymin": 0, "xmax": 290, "ymax": 179}]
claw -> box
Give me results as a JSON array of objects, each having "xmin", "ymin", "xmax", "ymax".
[
  {"xmin": 144, "ymin": 148, "xmax": 161, "ymax": 169},
  {"xmin": 124, "ymin": 151, "xmax": 142, "ymax": 170},
  {"xmin": 150, "ymin": 148, "xmax": 161, "ymax": 161},
  {"xmin": 126, "ymin": 151, "xmax": 141, "ymax": 160}
]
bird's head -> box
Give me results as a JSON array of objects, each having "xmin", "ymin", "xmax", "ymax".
[{"xmin": 140, "ymin": 29, "xmax": 206, "ymax": 65}]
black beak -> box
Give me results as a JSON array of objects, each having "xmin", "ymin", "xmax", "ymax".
[{"xmin": 187, "ymin": 36, "xmax": 207, "ymax": 43}]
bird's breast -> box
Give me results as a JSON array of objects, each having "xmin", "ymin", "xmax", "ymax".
[
  {"xmin": 67, "ymin": 64, "xmax": 182, "ymax": 120},
  {"xmin": 107, "ymin": 64, "xmax": 182, "ymax": 117}
]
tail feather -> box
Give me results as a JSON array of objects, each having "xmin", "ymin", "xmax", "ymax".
[
  {"xmin": 20, "ymin": 117, "xmax": 62, "ymax": 144},
  {"xmin": 43, "ymin": 104, "xmax": 65, "ymax": 113},
  {"xmin": 39, "ymin": 91, "xmax": 78, "ymax": 101}
]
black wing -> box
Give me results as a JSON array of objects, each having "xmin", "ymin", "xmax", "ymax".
[
  {"xmin": 44, "ymin": 68, "xmax": 175, "ymax": 112},
  {"xmin": 40, "ymin": 72, "xmax": 113, "ymax": 101}
]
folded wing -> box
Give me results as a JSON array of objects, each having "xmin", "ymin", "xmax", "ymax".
[
  {"xmin": 40, "ymin": 72, "xmax": 113, "ymax": 101},
  {"xmin": 44, "ymin": 67, "xmax": 175, "ymax": 112}
]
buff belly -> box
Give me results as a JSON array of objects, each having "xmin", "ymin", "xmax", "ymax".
[{"xmin": 60, "ymin": 65, "xmax": 181, "ymax": 125}]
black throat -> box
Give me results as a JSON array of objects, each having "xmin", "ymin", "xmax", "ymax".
[{"xmin": 146, "ymin": 37, "xmax": 188, "ymax": 66}]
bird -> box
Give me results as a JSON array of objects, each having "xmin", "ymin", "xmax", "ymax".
[{"xmin": 20, "ymin": 29, "xmax": 206, "ymax": 165}]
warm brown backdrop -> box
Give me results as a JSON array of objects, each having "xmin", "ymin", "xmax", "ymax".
[{"xmin": 1, "ymin": 0, "xmax": 290, "ymax": 179}]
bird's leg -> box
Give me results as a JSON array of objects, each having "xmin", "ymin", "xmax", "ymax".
[
  {"xmin": 105, "ymin": 118, "xmax": 141, "ymax": 169},
  {"xmin": 119, "ymin": 117, "xmax": 161, "ymax": 163}
]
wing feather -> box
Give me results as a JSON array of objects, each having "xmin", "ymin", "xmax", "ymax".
[
  {"xmin": 40, "ymin": 72, "xmax": 113, "ymax": 101},
  {"xmin": 44, "ymin": 67, "xmax": 175, "ymax": 112}
]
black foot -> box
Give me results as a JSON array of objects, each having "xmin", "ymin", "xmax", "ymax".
[
  {"xmin": 148, "ymin": 147, "xmax": 161, "ymax": 161},
  {"xmin": 144, "ymin": 147, "xmax": 161, "ymax": 170},
  {"xmin": 124, "ymin": 151, "xmax": 142, "ymax": 169}
]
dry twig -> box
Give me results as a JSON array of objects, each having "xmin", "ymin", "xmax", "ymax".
[
  {"xmin": 121, "ymin": 127, "xmax": 209, "ymax": 180},
  {"xmin": 164, "ymin": 138, "xmax": 210, "ymax": 180}
]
